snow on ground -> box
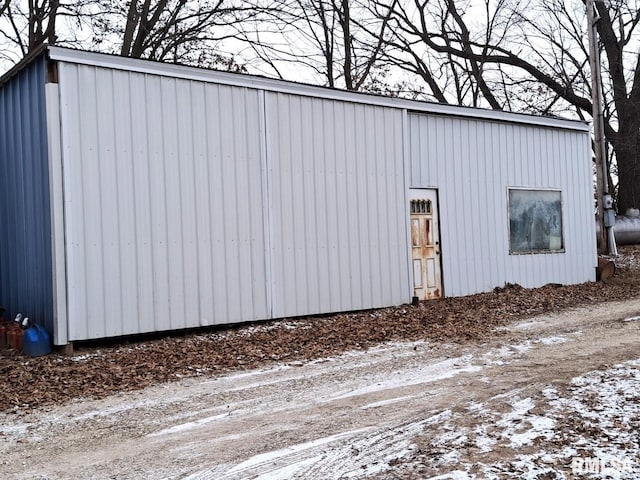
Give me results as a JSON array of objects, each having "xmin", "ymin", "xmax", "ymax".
[
  {"xmin": 2, "ymin": 301, "xmax": 640, "ymax": 480},
  {"xmin": 409, "ymin": 359, "xmax": 640, "ymax": 479}
]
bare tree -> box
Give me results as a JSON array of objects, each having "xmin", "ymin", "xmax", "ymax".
[
  {"xmin": 234, "ymin": 0, "xmax": 396, "ymax": 90},
  {"xmin": 0, "ymin": 1, "xmax": 254, "ymax": 71},
  {"xmin": 89, "ymin": 0, "xmax": 251, "ymax": 67},
  {"xmin": 0, "ymin": 0, "xmax": 92, "ymax": 63},
  {"xmin": 382, "ymin": 0, "xmax": 640, "ymax": 212},
  {"xmin": 366, "ymin": 0, "xmax": 507, "ymax": 106}
]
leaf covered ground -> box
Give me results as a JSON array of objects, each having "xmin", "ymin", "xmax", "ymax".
[{"xmin": 1, "ymin": 246, "xmax": 639, "ymax": 413}]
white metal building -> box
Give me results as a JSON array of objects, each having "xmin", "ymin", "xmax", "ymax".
[{"xmin": 0, "ymin": 46, "xmax": 596, "ymax": 345}]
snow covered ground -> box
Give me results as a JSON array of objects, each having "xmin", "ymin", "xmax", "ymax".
[
  {"xmin": 404, "ymin": 358, "xmax": 640, "ymax": 479},
  {"xmin": 1, "ymin": 301, "xmax": 639, "ymax": 479}
]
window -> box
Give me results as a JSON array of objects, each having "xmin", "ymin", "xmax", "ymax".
[
  {"xmin": 410, "ymin": 199, "xmax": 431, "ymax": 214},
  {"xmin": 508, "ymin": 189, "xmax": 563, "ymax": 254}
]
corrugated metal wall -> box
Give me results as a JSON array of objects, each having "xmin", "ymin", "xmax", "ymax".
[
  {"xmin": 57, "ymin": 64, "xmax": 410, "ymax": 341},
  {"xmin": 52, "ymin": 57, "xmax": 594, "ymax": 342},
  {"xmin": 58, "ymin": 64, "xmax": 270, "ymax": 340},
  {"xmin": 408, "ymin": 113, "xmax": 595, "ymax": 296},
  {"xmin": 0, "ymin": 56, "xmax": 54, "ymax": 331},
  {"xmin": 265, "ymin": 93, "xmax": 408, "ymax": 318}
]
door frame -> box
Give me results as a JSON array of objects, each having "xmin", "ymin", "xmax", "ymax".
[{"xmin": 407, "ymin": 188, "xmax": 444, "ymax": 303}]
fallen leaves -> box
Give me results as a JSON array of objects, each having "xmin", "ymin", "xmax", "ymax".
[{"xmin": 1, "ymin": 246, "xmax": 640, "ymax": 413}]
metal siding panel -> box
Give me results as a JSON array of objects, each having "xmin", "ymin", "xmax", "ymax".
[
  {"xmin": 386, "ymin": 110, "xmax": 405, "ymax": 301},
  {"xmin": 452, "ymin": 117, "xmax": 470, "ymax": 295},
  {"xmin": 231, "ymin": 86, "xmax": 260, "ymax": 321},
  {"xmin": 267, "ymin": 92, "xmax": 407, "ymax": 318},
  {"xmin": 204, "ymin": 85, "xmax": 227, "ymax": 322},
  {"xmin": 136, "ymin": 74, "xmax": 160, "ymax": 333},
  {"xmin": 310, "ymin": 100, "xmax": 330, "ymax": 310},
  {"xmin": 371, "ymin": 106, "xmax": 386, "ymax": 301},
  {"xmin": 246, "ymin": 91, "xmax": 269, "ymax": 319},
  {"xmin": 220, "ymin": 85, "xmax": 241, "ymax": 321},
  {"xmin": 45, "ymin": 84, "xmax": 68, "ymax": 345},
  {"xmin": 408, "ymin": 113, "xmax": 594, "ymax": 296},
  {"xmin": 0, "ymin": 57, "xmax": 54, "ymax": 334},
  {"xmin": 160, "ymin": 77, "xmax": 185, "ymax": 331},
  {"xmin": 3, "ymin": 60, "xmax": 52, "ymax": 327},
  {"xmin": 334, "ymin": 101, "xmax": 350, "ymax": 307},
  {"xmin": 96, "ymin": 69, "xmax": 122, "ymax": 338},
  {"xmin": 290, "ymin": 95, "xmax": 307, "ymax": 313},
  {"xmin": 301, "ymin": 97, "xmax": 320, "ymax": 312},
  {"xmin": 192, "ymin": 81, "xmax": 214, "ymax": 324},
  {"xmin": 59, "ymin": 64, "xmax": 86, "ymax": 340},
  {"xmin": 327, "ymin": 98, "xmax": 341, "ymax": 309},
  {"xmin": 81, "ymin": 66, "xmax": 107, "ymax": 339},
  {"xmin": 58, "ymin": 64, "xmax": 268, "ymax": 340},
  {"xmin": 466, "ymin": 120, "xmax": 480, "ymax": 291},
  {"xmin": 351, "ymin": 104, "xmax": 368, "ymax": 305},
  {"xmin": 175, "ymin": 79, "xmax": 199, "ymax": 329},
  {"xmin": 112, "ymin": 71, "xmax": 140, "ymax": 335}
]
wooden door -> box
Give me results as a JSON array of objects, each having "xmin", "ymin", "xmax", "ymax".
[{"xmin": 410, "ymin": 190, "xmax": 442, "ymax": 300}]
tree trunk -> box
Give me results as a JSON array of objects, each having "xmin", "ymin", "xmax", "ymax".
[{"xmin": 615, "ymin": 140, "xmax": 640, "ymax": 213}]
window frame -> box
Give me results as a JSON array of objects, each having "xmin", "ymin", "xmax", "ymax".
[{"xmin": 507, "ymin": 187, "xmax": 565, "ymax": 255}]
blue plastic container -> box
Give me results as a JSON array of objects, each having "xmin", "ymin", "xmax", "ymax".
[{"xmin": 22, "ymin": 325, "xmax": 52, "ymax": 357}]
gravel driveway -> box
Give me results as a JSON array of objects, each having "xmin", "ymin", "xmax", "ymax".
[{"xmin": 1, "ymin": 297, "xmax": 640, "ymax": 479}]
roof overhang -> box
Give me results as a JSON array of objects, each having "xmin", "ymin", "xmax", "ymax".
[{"xmin": 1, "ymin": 45, "xmax": 587, "ymax": 133}]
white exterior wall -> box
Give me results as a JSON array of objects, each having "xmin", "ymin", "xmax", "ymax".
[
  {"xmin": 408, "ymin": 113, "xmax": 596, "ymax": 297},
  {"xmin": 55, "ymin": 63, "xmax": 409, "ymax": 341},
  {"xmin": 265, "ymin": 92, "xmax": 408, "ymax": 318},
  {"xmin": 47, "ymin": 48, "xmax": 594, "ymax": 342},
  {"xmin": 58, "ymin": 63, "xmax": 270, "ymax": 341}
]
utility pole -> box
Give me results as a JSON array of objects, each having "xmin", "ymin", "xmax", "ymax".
[{"xmin": 587, "ymin": 0, "xmax": 616, "ymax": 255}]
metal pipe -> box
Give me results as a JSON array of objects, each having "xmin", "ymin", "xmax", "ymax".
[{"xmin": 596, "ymin": 214, "xmax": 640, "ymax": 246}]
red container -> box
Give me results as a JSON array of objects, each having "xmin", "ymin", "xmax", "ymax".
[
  {"xmin": 17, "ymin": 328, "xmax": 24, "ymax": 351},
  {"xmin": 0, "ymin": 322, "xmax": 7, "ymax": 348},
  {"xmin": 6, "ymin": 326, "xmax": 15, "ymax": 349},
  {"xmin": 7, "ymin": 326, "xmax": 16, "ymax": 349},
  {"xmin": 0, "ymin": 308, "xmax": 6, "ymax": 348},
  {"xmin": 7, "ymin": 324, "xmax": 24, "ymax": 351}
]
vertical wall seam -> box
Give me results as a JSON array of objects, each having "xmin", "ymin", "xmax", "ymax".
[
  {"xmin": 45, "ymin": 80, "xmax": 68, "ymax": 345},
  {"xmin": 401, "ymin": 109, "xmax": 412, "ymax": 301},
  {"xmin": 259, "ymin": 90, "xmax": 274, "ymax": 319}
]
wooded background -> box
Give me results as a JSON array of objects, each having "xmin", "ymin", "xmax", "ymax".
[{"xmin": 1, "ymin": 0, "xmax": 638, "ymax": 213}]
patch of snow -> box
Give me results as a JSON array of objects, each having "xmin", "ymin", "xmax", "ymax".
[
  {"xmin": 0, "ymin": 424, "xmax": 29, "ymax": 435},
  {"xmin": 200, "ymin": 364, "xmax": 292, "ymax": 384},
  {"xmin": 536, "ymin": 335, "xmax": 568, "ymax": 345},
  {"xmin": 327, "ymin": 356, "xmax": 482, "ymax": 402},
  {"xmin": 507, "ymin": 415, "xmax": 555, "ymax": 448},
  {"xmin": 466, "ymin": 401, "xmax": 486, "ymax": 413},
  {"xmin": 68, "ymin": 352, "xmax": 103, "ymax": 362},
  {"xmin": 360, "ymin": 394, "xmax": 419, "ymax": 410},
  {"xmin": 147, "ymin": 413, "xmax": 229, "ymax": 437},
  {"xmin": 223, "ymin": 427, "xmax": 374, "ymax": 475},
  {"xmin": 511, "ymin": 342, "xmax": 533, "ymax": 354},
  {"xmin": 416, "ymin": 359, "xmax": 640, "ymax": 479},
  {"xmin": 193, "ymin": 420, "xmax": 430, "ymax": 479},
  {"xmin": 482, "ymin": 341, "xmax": 535, "ymax": 366},
  {"xmin": 512, "ymin": 320, "xmax": 542, "ymax": 330},
  {"xmin": 72, "ymin": 398, "xmax": 162, "ymax": 422},
  {"xmin": 425, "ymin": 471, "xmax": 473, "ymax": 480},
  {"xmin": 474, "ymin": 430, "xmax": 497, "ymax": 452},
  {"xmin": 510, "ymin": 397, "xmax": 535, "ymax": 415}
]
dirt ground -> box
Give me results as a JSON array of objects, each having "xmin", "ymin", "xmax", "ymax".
[{"xmin": 1, "ymin": 297, "xmax": 639, "ymax": 479}]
